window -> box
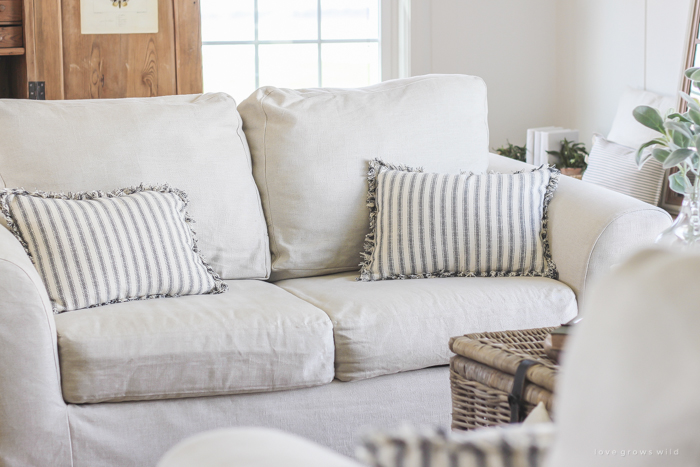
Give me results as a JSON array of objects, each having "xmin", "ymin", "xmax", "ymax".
[{"xmin": 201, "ymin": 0, "xmax": 381, "ymax": 103}]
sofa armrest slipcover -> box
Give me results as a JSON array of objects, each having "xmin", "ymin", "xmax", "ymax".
[
  {"xmin": 158, "ymin": 427, "xmax": 364, "ymax": 467},
  {"xmin": 488, "ymin": 154, "xmax": 672, "ymax": 304},
  {"xmin": 0, "ymin": 227, "xmax": 71, "ymax": 467}
]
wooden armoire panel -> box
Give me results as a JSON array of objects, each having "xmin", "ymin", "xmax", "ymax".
[
  {"xmin": 173, "ymin": 0, "xmax": 202, "ymax": 95},
  {"xmin": 61, "ymin": 0, "xmax": 177, "ymax": 99},
  {"xmin": 1, "ymin": 0, "xmax": 202, "ymax": 99},
  {"xmin": 28, "ymin": 0, "xmax": 65, "ymax": 99}
]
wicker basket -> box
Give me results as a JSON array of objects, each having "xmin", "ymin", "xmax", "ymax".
[{"xmin": 449, "ymin": 328, "xmax": 558, "ymax": 431}]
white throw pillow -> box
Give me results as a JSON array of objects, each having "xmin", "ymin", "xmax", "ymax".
[
  {"xmin": 238, "ymin": 75, "xmax": 491, "ymax": 281},
  {"xmin": 582, "ymin": 134, "xmax": 665, "ymax": 206},
  {"xmin": 607, "ymin": 87, "xmax": 677, "ymax": 149},
  {"xmin": 546, "ymin": 248, "xmax": 700, "ymax": 466}
]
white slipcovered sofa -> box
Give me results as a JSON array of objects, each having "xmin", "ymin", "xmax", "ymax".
[{"xmin": 0, "ymin": 75, "xmax": 671, "ymax": 467}]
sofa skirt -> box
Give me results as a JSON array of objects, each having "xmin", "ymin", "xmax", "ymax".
[{"xmin": 66, "ymin": 366, "xmax": 451, "ymax": 467}]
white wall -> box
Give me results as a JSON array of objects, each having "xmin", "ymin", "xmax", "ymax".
[
  {"xmin": 555, "ymin": 0, "xmax": 691, "ymax": 147},
  {"xmin": 412, "ymin": 0, "xmax": 692, "ymax": 150},
  {"xmin": 416, "ymin": 0, "xmax": 559, "ymax": 149}
]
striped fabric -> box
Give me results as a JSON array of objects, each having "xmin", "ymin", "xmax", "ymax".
[
  {"xmin": 0, "ymin": 185, "xmax": 226, "ymax": 313},
  {"xmin": 359, "ymin": 160, "xmax": 558, "ymax": 281},
  {"xmin": 357, "ymin": 424, "xmax": 556, "ymax": 467},
  {"xmin": 582, "ymin": 134, "xmax": 665, "ymax": 205}
]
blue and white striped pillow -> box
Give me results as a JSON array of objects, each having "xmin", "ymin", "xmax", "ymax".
[
  {"xmin": 0, "ymin": 185, "xmax": 227, "ymax": 313},
  {"xmin": 359, "ymin": 160, "xmax": 559, "ymax": 281},
  {"xmin": 357, "ymin": 424, "xmax": 556, "ymax": 467}
]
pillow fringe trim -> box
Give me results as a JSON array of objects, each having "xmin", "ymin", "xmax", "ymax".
[
  {"xmin": 358, "ymin": 159, "xmax": 423, "ymax": 282},
  {"xmin": 0, "ymin": 184, "xmax": 228, "ymax": 314},
  {"xmin": 357, "ymin": 162, "xmax": 560, "ymax": 282}
]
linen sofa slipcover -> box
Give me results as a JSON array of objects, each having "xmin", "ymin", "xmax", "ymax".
[
  {"xmin": 0, "ymin": 75, "xmax": 674, "ymax": 466},
  {"xmin": 277, "ymin": 272, "xmax": 576, "ymax": 381},
  {"xmin": 56, "ymin": 280, "xmax": 334, "ymax": 404},
  {"xmin": 157, "ymin": 428, "xmax": 364, "ymax": 467},
  {"xmin": 238, "ymin": 74, "xmax": 490, "ymax": 281},
  {"xmin": 0, "ymin": 93, "xmax": 270, "ymax": 280},
  {"xmin": 487, "ymin": 154, "xmax": 672, "ymax": 301}
]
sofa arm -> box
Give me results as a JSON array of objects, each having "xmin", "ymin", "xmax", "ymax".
[
  {"xmin": 158, "ymin": 428, "xmax": 364, "ymax": 467},
  {"xmin": 0, "ymin": 227, "xmax": 71, "ymax": 467},
  {"xmin": 488, "ymin": 154, "xmax": 672, "ymax": 303}
]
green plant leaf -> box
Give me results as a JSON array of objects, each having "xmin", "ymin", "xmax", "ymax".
[
  {"xmin": 685, "ymin": 67, "xmax": 700, "ymax": 79},
  {"xmin": 668, "ymin": 112, "xmax": 694, "ymax": 124},
  {"xmin": 669, "ymin": 171, "xmax": 691, "ymax": 194},
  {"xmin": 663, "ymin": 148, "xmax": 695, "ymax": 169},
  {"xmin": 665, "ymin": 121, "xmax": 692, "ymax": 138},
  {"xmin": 680, "ymin": 92, "xmax": 700, "ymax": 112},
  {"xmin": 667, "ymin": 122, "xmax": 692, "ymax": 148},
  {"xmin": 633, "ymin": 106, "xmax": 666, "ymax": 133},
  {"xmin": 636, "ymin": 149, "xmax": 654, "ymax": 167},
  {"xmin": 495, "ymin": 141, "xmax": 527, "ymax": 162},
  {"xmin": 671, "ymin": 130, "xmax": 690, "ymax": 149},
  {"xmin": 634, "ymin": 139, "xmax": 664, "ymax": 166},
  {"xmin": 689, "ymin": 68, "xmax": 700, "ymax": 82},
  {"xmin": 558, "ymin": 139, "xmax": 588, "ymax": 169},
  {"xmin": 687, "ymin": 109, "xmax": 700, "ymax": 126},
  {"xmin": 651, "ymin": 147, "xmax": 671, "ymax": 164}
]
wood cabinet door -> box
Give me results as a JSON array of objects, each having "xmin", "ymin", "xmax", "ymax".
[{"xmin": 26, "ymin": 0, "xmax": 202, "ymax": 99}]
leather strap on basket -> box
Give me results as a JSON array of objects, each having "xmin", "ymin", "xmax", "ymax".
[{"xmin": 508, "ymin": 359, "xmax": 538, "ymax": 423}]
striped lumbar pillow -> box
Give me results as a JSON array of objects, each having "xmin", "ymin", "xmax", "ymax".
[
  {"xmin": 359, "ymin": 160, "xmax": 559, "ymax": 281},
  {"xmin": 582, "ymin": 134, "xmax": 665, "ymax": 206},
  {"xmin": 0, "ymin": 185, "xmax": 227, "ymax": 313},
  {"xmin": 357, "ymin": 424, "xmax": 555, "ymax": 467}
]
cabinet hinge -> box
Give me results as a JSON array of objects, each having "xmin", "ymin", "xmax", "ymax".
[{"xmin": 28, "ymin": 82, "xmax": 46, "ymax": 100}]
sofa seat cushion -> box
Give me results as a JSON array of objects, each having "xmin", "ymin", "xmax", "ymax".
[
  {"xmin": 276, "ymin": 272, "xmax": 577, "ymax": 381},
  {"xmin": 55, "ymin": 280, "xmax": 334, "ymax": 404}
]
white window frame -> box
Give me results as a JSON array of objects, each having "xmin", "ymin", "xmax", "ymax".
[
  {"xmin": 381, "ymin": 0, "xmax": 411, "ymax": 80},
  {"xmin": 201, "ymin": 0, "xmax": 411, "ymax": 87}
]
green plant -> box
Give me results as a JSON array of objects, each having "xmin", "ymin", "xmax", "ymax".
[
  {"xmin": 494, "ymin": 141, "xmax": 526, "ymax": 162},
  {"xmin": 546, "ymin": 139, "xmax": 588, "ymax": 169},
  {"xmin": 634, "ymin": 67, "xmax": 700, "ymax": 195}
]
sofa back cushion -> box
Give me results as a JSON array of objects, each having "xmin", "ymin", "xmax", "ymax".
[
  {"xmin": 0, "ymin": 93, "xmax": 270, "ymax": 280},
  {"xmin": 238, "ymin": 74, "xmax": 490, "ymax": 281}
]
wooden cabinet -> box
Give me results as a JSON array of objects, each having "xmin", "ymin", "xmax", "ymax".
[
  {"xmin": 0, "ymin": 0, "xmax": 25, "ymax": 98},
  {"xmin": 0, "ymin": 1, "xmax": 23, "ymax": 24},
  {"xmin": 0, "ymin": 26, "xmax": 23, "ymax": 48},
  {"xmin": 0, "ymin": 0, "xmax": 202, "ymax": 100}
]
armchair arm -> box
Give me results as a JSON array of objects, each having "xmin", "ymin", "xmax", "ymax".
[
  {"xmin": 0, "ymin": 227, "xmax": 71, "ymax": 467},
  {"xmin": 488, "ymin": 154, "xmax": 672, "ymax": 304}
]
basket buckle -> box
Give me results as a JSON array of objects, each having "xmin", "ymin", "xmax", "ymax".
[{"xmin": 508, "ymin": 359, "xmax": 538, "ymax": 423}]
